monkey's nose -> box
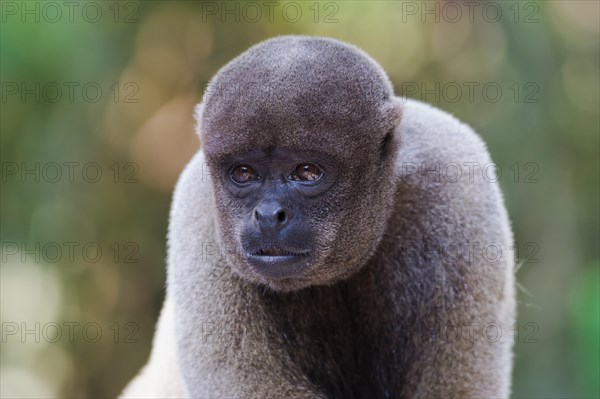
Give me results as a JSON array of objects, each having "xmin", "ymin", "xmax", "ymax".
[{"xmin": 253, "ymin": 201, "xmax": 288, "ymax": 231}]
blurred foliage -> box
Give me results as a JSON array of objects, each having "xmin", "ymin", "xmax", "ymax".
[{"xmin": 1, "ymin": 1, "xmax": 598, "ymax": 397}]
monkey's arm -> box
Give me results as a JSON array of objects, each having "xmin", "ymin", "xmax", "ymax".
[
  {"xmin": 399, "ymin": 270, "xmax": 515, "ymax": 399},
  {"xmin": 394, "ymin": 99, "xmax": 516, "ymax": 398}
]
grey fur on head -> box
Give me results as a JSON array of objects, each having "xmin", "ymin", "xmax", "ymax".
[
  {"xmin": 121, "ymin": 35, "xmax": 515, "ymax": 399},
  {"xmin": 197, "ymin": 36, "xmax": 402, "ymax": 158}
]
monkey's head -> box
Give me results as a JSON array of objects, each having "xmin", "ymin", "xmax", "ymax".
[{"xmin": 196, "ymin": 36, "xmax": 402, "ymax": 292}]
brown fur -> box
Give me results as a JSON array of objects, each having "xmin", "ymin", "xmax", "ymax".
[{"xmin": 122, "ymin": 36, "xmax": 515, "ymax": 399}]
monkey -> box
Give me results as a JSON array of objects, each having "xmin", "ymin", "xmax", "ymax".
[{"xmin": 121, "ymin": 35, "xmax": 515, "ymax": 398}]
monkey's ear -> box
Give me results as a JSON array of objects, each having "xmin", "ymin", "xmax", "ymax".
[
  {"xmin": 194, "ymin": 102, "xmax": 205, "ymax": 138},
  {"xmin": 379, "ymin": 98, "xmax": 403, "ymax": 159},
  {"xmin": 384, "ymin": 97, "xmax": 404, "ymax": 129}
]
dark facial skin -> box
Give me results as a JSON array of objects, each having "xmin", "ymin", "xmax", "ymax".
[{"xmin": 219, "ymin": 147, "xmax": 339, "ymax": 280}]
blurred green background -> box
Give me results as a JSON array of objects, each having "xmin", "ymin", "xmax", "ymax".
[{"xmin": 1, "ymin": 1, "xmax": 598, "ymax": 397}]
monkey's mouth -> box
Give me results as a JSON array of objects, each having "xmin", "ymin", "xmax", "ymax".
[
  {"xmin": 246, "ymin": 247, "xmax": 311, "ymax": 279},
  {"xmin": 252, "ymin": 247, "xmax": 310, "ymax": 257}
]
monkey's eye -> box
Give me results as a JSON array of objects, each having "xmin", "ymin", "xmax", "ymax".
[
  {"xmin": 230, "ymin": 165, "xmax": 259, "ymax": 184},
  {"xmin": 289, "ymin": 163, "xmax": 323, "ymax": 182}
]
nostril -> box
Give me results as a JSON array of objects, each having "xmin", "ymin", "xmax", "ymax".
[
  {"xmin": 254, "ymin": 203, "xmax": 288, "ymax": 229},
  {"xmin": 276, "ymin": 210, "xmax": 286, "ymax": 223}
]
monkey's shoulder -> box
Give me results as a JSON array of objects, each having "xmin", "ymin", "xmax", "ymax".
[
  {"xmin": 397, "ymin": 98, "xmax": 491, "ymax": 168},
  {"xmin": 391, "ymin": 99, "xmax": 511, "ymax": 242}
]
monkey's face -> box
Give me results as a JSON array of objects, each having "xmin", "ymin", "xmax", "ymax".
[
  {"xmin": 211, "ymin": 147, "xmax": 337, "ymax": 287},
  {"xmin": 205, "ymin": 141, "xmax": 399, "ymax": 292},
  {"xmin": 197, "ymin": 36, "xmax": 403, "ymax": 291}
]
